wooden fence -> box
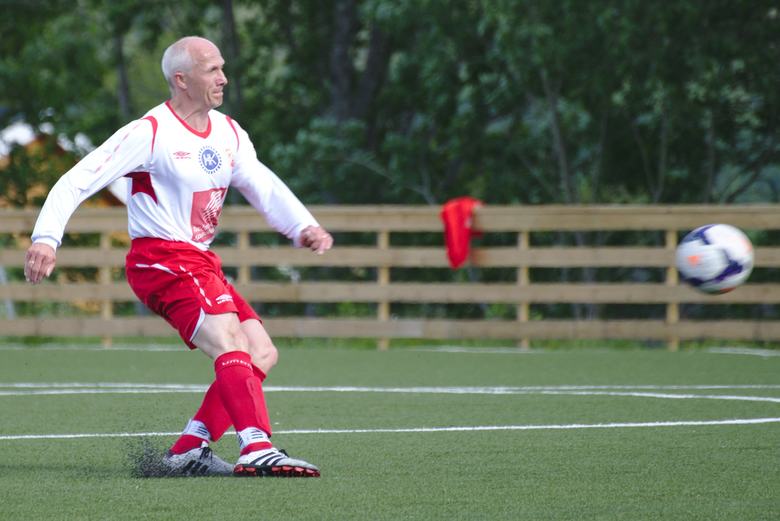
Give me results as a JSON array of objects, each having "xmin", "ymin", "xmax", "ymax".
[{"xmin": 1, "ymin": 205, "xmax": 780, "ymax": 349}]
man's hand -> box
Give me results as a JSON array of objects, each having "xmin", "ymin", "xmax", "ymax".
[
  {"xmin": 299, "ymin": 225, "xmax": 333, "ymax": 255},
  {"xmin": 24, "ymin": 243, "xmax": 56, "ymax": 284}
]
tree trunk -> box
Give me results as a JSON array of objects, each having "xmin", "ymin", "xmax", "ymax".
[
  {"xmin": 114, "ymin": 31, "xmax": 132, "ymax": 121},
  {"xmin": 222, "ymin": 0, "xmax": 243, "ymax": 116},
  {"xmin": 540, "ymin": 69, "xmax": 574, "ymax": 203},
  {"xmin": 328, "ymin": 0, "xmax": 358, "ymax": 121},
  {"xmin": 352, "ymin": 27, "xmax": 390, "ymax": 121}
]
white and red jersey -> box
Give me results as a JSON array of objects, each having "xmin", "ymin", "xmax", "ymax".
[{"xmin": 32, "ymin": 101, "xmax": 318, "ymax": 251}]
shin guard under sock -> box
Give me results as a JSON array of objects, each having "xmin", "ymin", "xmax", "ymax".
[
  {"xmin": 214, "ymin": 351, "xmax": 273, "ymax": 454},
  {"xmin": 169, "ymin": 380, "xmax": 233, "ymax": 454}
]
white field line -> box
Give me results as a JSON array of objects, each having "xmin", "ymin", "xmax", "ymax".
[
  {"xmin": 1, "ymin": 417, "xmax": 778, "ymax": 442},
  {"xmin": 2, "ymin": 345, "xmax": 778, "ymax": 355},
  {"xmin": 706, "ymin": 347, "xmax": 780, "ymax": 357},
  {"xmin": 3, "ymin": 382, "xmax": 780, "ymax": 390},
  {"xmin": 1, "ymin": 383, "xmax": 780, "ymax": 403},
  {"xmin": 535, "ymin": 390, "xmax": 780, "ymax": 404},
  {"xmin": 0, "ymin": 382, "xmax": 207, "ymax": 389},
  {"xmin": 1, "ymin": 384, "xmax": 777, "ymax": 442},
  {"xmin": 0, "ymin": 345, "xmax": 182, "ymax": 352},
  {"xmin": 411, "ymin": 346, "xmax": 547, "ymax": 354}
]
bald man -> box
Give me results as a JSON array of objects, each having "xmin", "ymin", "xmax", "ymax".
[{"xmin": 25, "ymin": 36, "xmax": 331, "ymax": 477}]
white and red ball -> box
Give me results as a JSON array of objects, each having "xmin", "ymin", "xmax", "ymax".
[{"xmin": 675, "ymin": 224, "xmax": 754, "ymax": 294}]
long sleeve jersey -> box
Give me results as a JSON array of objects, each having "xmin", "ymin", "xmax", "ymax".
[{"xmin": 31, "ymin": 101, "xmax": 318, "ymax": 251}]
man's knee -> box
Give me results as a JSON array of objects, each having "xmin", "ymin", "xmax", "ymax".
[
  {"xmin": 249, "ymin": 337, "xmax": 278, "ymax": 372},
  {"xmin": 240, "ymin": 320, "xmax": 278, "ymax": 373}
]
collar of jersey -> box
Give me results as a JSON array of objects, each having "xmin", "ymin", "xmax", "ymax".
[{"xmin": 165, "ymin": 100, "xmax": 212, "ymax": 139}]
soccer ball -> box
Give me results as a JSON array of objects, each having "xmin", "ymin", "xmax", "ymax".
[{"xmin": 675, "ymin": 224, "xmax": 754, "ymax": 294}]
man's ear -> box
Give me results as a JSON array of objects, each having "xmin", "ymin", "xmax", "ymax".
[{"xmin": 174, "ymin": 71, "xmax": 187, "ymax": 90}]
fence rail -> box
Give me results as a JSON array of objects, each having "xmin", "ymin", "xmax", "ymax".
[{"xmin": 1, "ymin": 205, "xmax": 779, "ymax": 349}]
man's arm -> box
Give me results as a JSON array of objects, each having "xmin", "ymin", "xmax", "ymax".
[
  {"xmin": 229, "ymin": 120, "xmax": 332, "ymax": 253},
  {"xmin": 25, "ymin": 118, "xmax": 154, "ymax": 284}
]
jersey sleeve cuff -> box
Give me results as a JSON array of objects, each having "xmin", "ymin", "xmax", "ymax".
[{"xmin": 32, "ymin": 237, "xmax": 61, "ymax": 251}]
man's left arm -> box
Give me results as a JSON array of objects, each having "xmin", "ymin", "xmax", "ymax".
[{"xmin": 229, "ymin": 122, "xmax": 332, "ymax": 254}]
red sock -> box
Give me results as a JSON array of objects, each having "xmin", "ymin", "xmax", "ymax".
[
  {"xmin": 253, "ymin": 364, "xmax": 267, "ymax": 383},
  {"xmin": 193, "ymin": 381, "xmax": 232, "ymax": 440},
  {"xmin": 169, "ymin": 380, "xmax": 233, "ymax": 454},
  {"xmin": 214, "ymin": 351, "xmax": 273, "ymax": 455},
  {"xmin": 169, "ymin": 434, "xmax": 205, "ymax": 455},
  {"xmin": 171, "ymin": 359, "xmax": 273, "ymax": 455}
]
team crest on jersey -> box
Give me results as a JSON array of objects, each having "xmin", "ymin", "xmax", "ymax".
[{"xmin": 198, "ymin": 146, "xmax": 222, "ymax": 174}]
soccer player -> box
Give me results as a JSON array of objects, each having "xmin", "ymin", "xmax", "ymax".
[{"xmin": 23, "ymin": 36, "xmax": 332, "ymax": 477}]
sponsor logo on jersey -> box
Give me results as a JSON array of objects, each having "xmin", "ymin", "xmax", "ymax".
[
  {"xmin": 198, "ymin": 146, "xmax": 222, "ymax": 174},
  {"xmin": 173, "ymin": 151, "xmax": 191, "ymax": 159},
  {"xmin": 191, "ymin": 188, "xmax": 227, "ymax": 242}
]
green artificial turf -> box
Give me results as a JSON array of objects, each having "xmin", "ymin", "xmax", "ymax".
[{"xmin": 0, "ymin": 345, "xmax": 778, "ymax": 520}]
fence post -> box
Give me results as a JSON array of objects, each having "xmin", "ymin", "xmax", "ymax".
[
  {"xmin": 665, "ymin": 229, "xmax": 680, "ymax": 351},
  {"xmin": 517, "ymin": 231, "xmax": 530, "ymax": 349},
  {"xmin": 377, "ymin": 230, "xmax": 390, "ymax": 350},
  {"xmin": 237, "ymin": 231, "xmax": 250, "ymax": 285},
  {"xmin": 0, "ymin": 266, "xmax": 15, "ymax": 319},
  {"xmin": 99, "ymin": 232, "xmax": 113, "ymax": 348}
]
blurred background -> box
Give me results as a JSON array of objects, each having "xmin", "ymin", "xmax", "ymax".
[
  {"xmin": 1, "ymin": 0, "xmax": 778, "ymax": 208},
  {"xmin": 1, "ymin": 1, "xmax": 779, "ymax": 346}
]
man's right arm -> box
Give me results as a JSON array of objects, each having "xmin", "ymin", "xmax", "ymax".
[{"xmin": 25, "ymin": 118, "xmax": 154, "ymax": 283}]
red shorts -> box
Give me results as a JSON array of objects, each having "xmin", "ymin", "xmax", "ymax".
[{"xmin": 126, "ymin": 238, "xmax": 261, "ymax": 349}]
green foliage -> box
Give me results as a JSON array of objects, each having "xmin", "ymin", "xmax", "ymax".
[
  {"xmin": 2, "ymin": 1, "xmax": 777, "ymax": 205},
  {"xmin": 270, "ymin": 118, "xmax": 385, "ymax": 203},
  {"xmin": 1, "ymin": 2, "xmax": 778, "ymax": 327},
  {"xmin": 0, "ymin": 139, "xmax": 74, "ymax": 207}
]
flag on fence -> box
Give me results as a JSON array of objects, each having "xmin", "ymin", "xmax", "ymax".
[{"xmin": 440, "ymin": 196, "xmax": 482, "ymax": 269}]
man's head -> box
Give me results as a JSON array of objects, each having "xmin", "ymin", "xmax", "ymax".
[{"xmin": 161, "ymin": 36, "xmax": 227, "ymax": 109}]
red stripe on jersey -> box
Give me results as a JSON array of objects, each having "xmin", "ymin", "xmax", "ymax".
[
  {"xmin": 165, "ymin": 100, "xmax": 212, "ymax": 138},
  {"xmin": 143, "ymin": 115, "xmax": 158, "ymax": 154},
  {"xmin": 95, "ymin": 119, "xmax": 148, "ymax": 174},
  {"xmin": 126, "ymin": 171, "xmax": 157, "ymax": 203},
  {"xmin": 226, "ymin": 115, "xmax": 240, "ymax": 151}
]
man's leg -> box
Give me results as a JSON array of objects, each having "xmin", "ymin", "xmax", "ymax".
[
  {"xmin": 168, "ymin": 382, "xmax": 231, "ymax": 454},
  {"xmin": 125, "ymin": 241, "xmax": 309, "ymax": 475},
  {"xmin": 191, "ymin": 313, "xmax": 318, "ymax": 477},
  {"xmin": 169, "ymin": 319, "xmax": 277, "ymax": 454},
  {"xmin": 192, "ymin": 313, "xmax": 274, "ymax": 454}
]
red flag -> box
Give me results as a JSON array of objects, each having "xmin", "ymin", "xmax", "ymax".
[{"xmin": 440, "ymin": 197, "xmax": 483, "ymax": 269}]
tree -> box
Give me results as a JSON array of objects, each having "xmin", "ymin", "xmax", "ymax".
[{"xmin": 1, "ymin": 0, "xmax": 777, "ymax": 206}]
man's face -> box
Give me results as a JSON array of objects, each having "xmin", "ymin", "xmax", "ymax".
[{"xmin": 181, "ymin": 41, "xmax": 227, "ymax": 109}]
